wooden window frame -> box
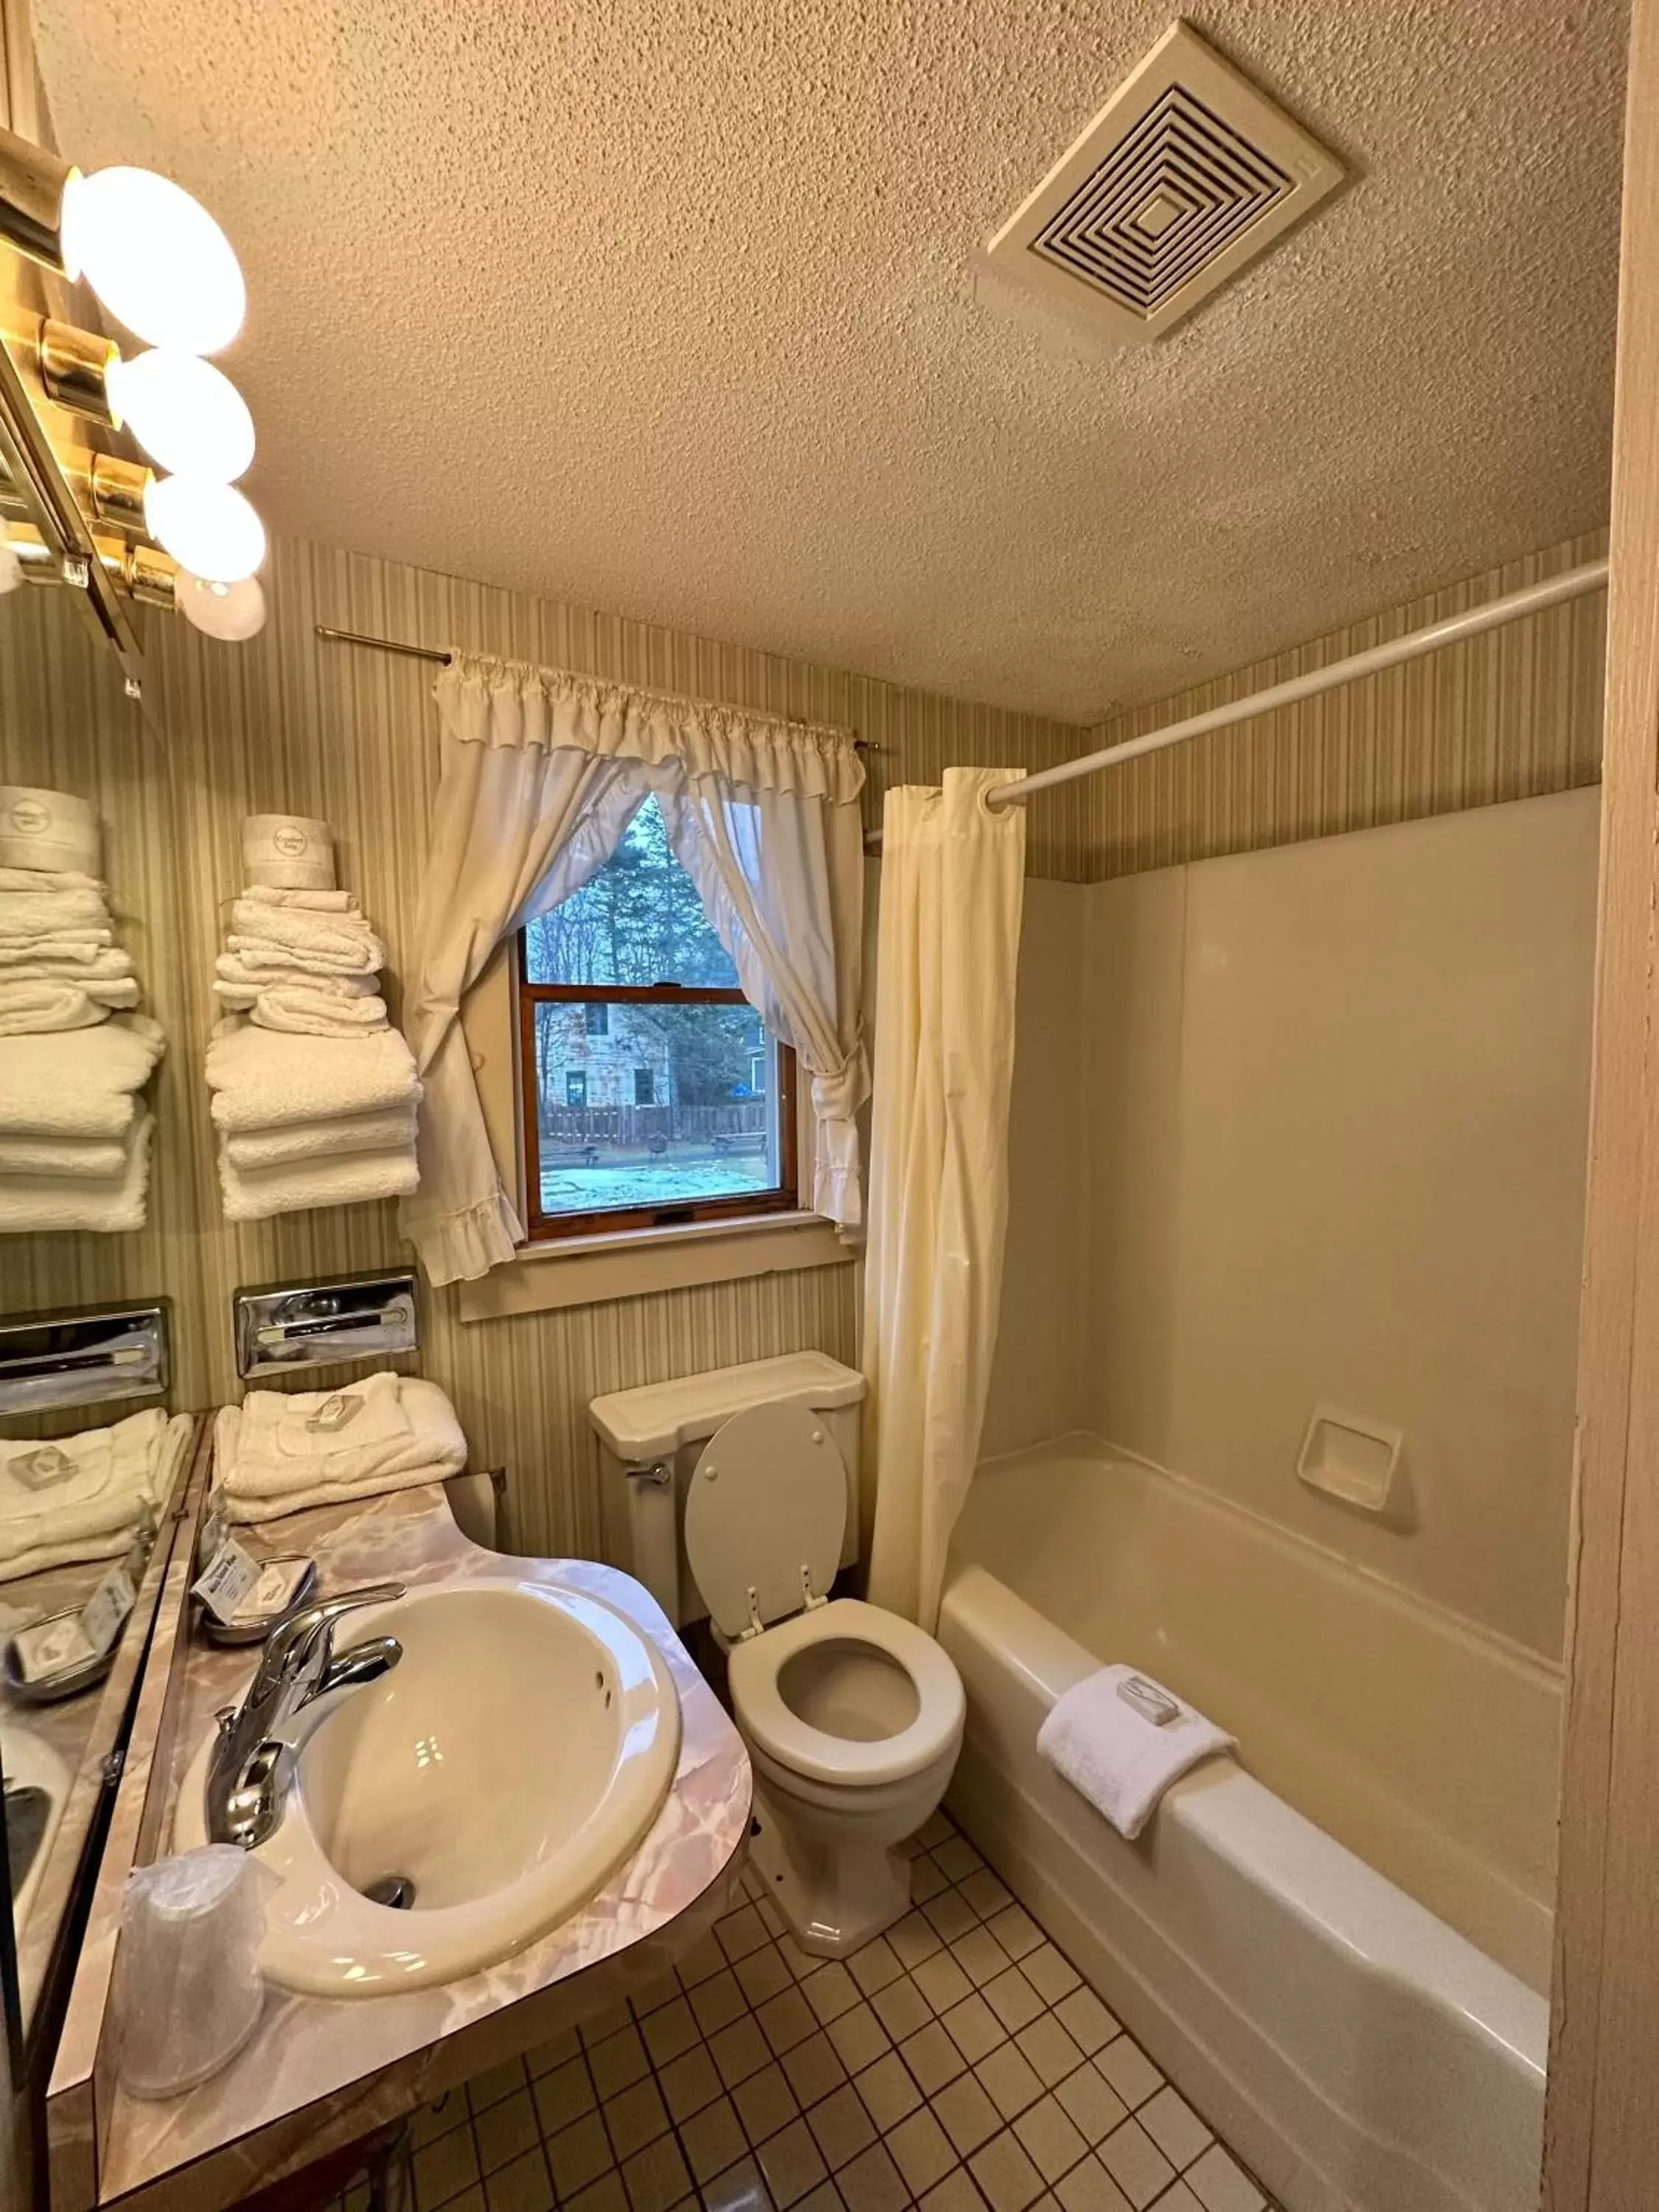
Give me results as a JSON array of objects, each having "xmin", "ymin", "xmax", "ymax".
[{"xmin": 517, "ymin": 970, "xmax": 799, "ymax": 1242}]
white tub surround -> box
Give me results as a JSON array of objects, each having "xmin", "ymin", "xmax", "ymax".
[{"xmin": 941, "ymin": 1445, "xmax": 1555, "ymax": 2212}]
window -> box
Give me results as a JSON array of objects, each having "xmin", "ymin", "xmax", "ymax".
[{"xmin": 518, "ymin": 796, "xmax": 798, "ymax": 1239}]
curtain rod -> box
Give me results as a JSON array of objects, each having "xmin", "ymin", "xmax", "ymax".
[
  {"xmin": 984, "ymin": 557, "xmax": 1610, "ymax": 811},
  {"xmin": 313, "ymin": 623, "xmax": 879, "ymax": 751}
]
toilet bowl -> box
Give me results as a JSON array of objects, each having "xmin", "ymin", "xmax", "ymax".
[{"xmin": 589, "ymin": 1354, "xmax": 967, "ymax": 1954}]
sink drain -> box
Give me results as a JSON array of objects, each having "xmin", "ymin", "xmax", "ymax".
[{"xmin": 364, "ymin": 1873, "xmax": 417, "ymax": 1910}]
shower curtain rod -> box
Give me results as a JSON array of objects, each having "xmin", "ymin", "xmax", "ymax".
[{"xmin": 981, "ymin": 557, "xmax": 1610, "ymax": 812}]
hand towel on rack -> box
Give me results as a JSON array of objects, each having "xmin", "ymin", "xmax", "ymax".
[
  {"xmin": 248, "ymin": 986, "xmax": 389, "ymax": 1037},
  {"xmin": 0, "ymin": 1131, "xmax": 128, "ymax": 1178},
  {"xmin": 1036, "ymin": 1664, "xmax": 1236, "ymax": 1840},
  {"xmin": 205, "ymin": 1023, "xmax": 418, "ymax": 1130},
  {"xmin": 216, "ymin": 1139, "xmax": 418, "ymax": 1222},
  {"xmin": 229, "ymin": 898, "xmax": 383, "ymax": 963},
  {"xmin": 221, "ymin": 1106, "xmax": 416, "ymax": 1170},
  {"xmin": 0, "ymin": 1110, "xmax": 153, "ymax": 1232},
  {"xmin": 0, "ymin": 1017, "xmax": 164, "ymax": 1138},
  {"xmin": 215, "ymin": 952, "xmax": 376, "ymax": 998}
]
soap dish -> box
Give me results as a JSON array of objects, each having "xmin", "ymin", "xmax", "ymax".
[
  {"xmin": 3, "ymin": 1610, "xmax": 119, "ymax": 1705},
  {"xmin": 198, "ymin": 1556, "xmax": 318, "ymax": 1646}
]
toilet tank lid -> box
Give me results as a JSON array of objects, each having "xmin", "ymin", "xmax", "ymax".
[{"xmin": 589, "ymin": 1352, "xmax": 865, "ymax": 1462}]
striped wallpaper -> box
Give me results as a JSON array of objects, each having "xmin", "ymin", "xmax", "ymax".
[{"xmin": 0, "ymin": 524, "xmax": 1608, "ymax": 1549}]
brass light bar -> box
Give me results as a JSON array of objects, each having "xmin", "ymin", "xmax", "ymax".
[{"xmin": 0, "ymin": 127, "xmax": 70, "ymax": 271}]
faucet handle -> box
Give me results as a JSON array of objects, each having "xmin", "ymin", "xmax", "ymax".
[{"xmin": 254, "ymin": 1580, "xmax": 406, "ymax": 1690}]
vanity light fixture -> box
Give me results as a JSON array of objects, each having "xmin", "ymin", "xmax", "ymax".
[
  {"xmin": 104, "ymin": 349, "xmax": 255, "ymax": 483},
  {"xmin": 174, "ymin": 568, "xmax": 267, "ymax": 641},
  {"xmin": 142, "ymin": 473, "xmax": 265, "ymax": 585}
]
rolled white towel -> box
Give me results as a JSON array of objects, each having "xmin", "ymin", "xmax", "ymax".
[
  {"xmin": 216, "ymin": 1138, "xmax": 418, "ymax": 1220},
  {"xmin": 226, "ymin": 933, "xmax": 385, "ymax": 978},
  {"xmin": 250, "ymin": 987, "xmax": 389, "ymax": 1037},
  {"xmin": 1036, "ymin": 1664, "xmax": 1236, "ymax": 1840},
  {"xmin": 223, "ymin": 1105, "xmax": 417, "ymax": 1170},
  {"xmin": 0, "ymin": 1110, "xmax": 153, "ymax": 1232},
  {"xmin": 0, "ymin": 1131, "xmax": 128, "ymax": 1178},
  {"xmin": 206, "ymin": 1022, "xmax": 418, "ymax": 1130},
  {"xmin": 0, "ymin": 887, "xmax": 110, "ymax": 938},
  {"xmin": 239, "ymin": 885, "xmax": 361, "ymax": 914},
  {"xmin": 216, "ymin": 951, "xmax": 375, "ymax": 998},
  {"xmin": 0, "ymin": 1017, "xmax": 164, "ymax": 1138}
]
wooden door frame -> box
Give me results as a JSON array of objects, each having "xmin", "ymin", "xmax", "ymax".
[{"xmin": 1545, "ymin": 0, "xmax": 1659, "ymax": 2199}]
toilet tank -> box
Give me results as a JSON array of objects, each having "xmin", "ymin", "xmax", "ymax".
[{"xmin": 589, "ymin": 1352, "xmax": 866, "ymax": 1627}]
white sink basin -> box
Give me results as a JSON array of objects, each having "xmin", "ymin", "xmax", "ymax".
[{"xmin": 175, "ymin": 1576, "xmax": 681, "ymax": 1995}]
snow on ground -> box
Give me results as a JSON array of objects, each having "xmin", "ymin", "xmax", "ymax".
[{"xmin": 540, "ymin": 1157, "xmax": 773, "ymax": 1211}]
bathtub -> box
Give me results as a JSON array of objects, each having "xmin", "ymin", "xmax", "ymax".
[{"xmin": 938, "ymin": 1441, "xmax": 1559, "ymax": 2212}]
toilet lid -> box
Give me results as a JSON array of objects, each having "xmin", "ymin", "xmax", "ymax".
[{"xmin": 684, "ymin": 1402, "xmax": 847, "ymax": 1641}]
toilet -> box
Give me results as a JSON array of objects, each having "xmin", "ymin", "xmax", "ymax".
[{"xmin": 590, "ymin": 1354, "xmax": 964, "ymax": 1955}]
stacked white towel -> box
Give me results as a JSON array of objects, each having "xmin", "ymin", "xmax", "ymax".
[
  {"xmin": 204, "ymin": 818, "xmax": 420, "ymax": 1219},
  {"xmin": 0, "ymin": 1408, "xmax": 191, "ymax": 1585},
  {"xmin": 212, "ymin": 1371, "xmax": 467, "ymax": 1525},
  {"xmin": 0, "ymin": 787, "xmax": 164, "ymax": 1232}
]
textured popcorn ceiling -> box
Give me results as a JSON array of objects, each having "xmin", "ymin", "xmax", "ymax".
[{"xmin": 37, "ymin": 1, "xmax": 1627, "ymax": 719}]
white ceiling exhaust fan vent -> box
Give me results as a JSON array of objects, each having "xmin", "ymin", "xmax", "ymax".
[{"xmin": 986, "ymin": 22, "xmax": 1343, "ymax": 344}]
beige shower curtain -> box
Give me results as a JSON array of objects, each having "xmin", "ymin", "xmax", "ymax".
[{"xmin": 863, "ymin": 766, "xmax": 1026, "ymax": 1632}]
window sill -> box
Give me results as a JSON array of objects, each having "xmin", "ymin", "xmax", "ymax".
[{"xmin": 454, "ymin": 1208, "xmax": 854, "ymax": 1323}]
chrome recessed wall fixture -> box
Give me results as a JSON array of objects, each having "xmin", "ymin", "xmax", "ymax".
[{"xmin": 0, "ymin": 119, "xmax": 269, "ymax": 692}]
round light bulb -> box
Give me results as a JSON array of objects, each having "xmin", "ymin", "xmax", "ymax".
[
  {"xmin": 105, "ymin": 349, "xmax": 254, "ymax": 482},
  {"xmin": 143, "ymin": 476, "xmax": 265, "ymax": 584},
  {"xmin": 175, "ymin": 568, "xmax": 266, "ymax": 641},
  {"xmin": 60, "ymin": 167, "xmax": 246, "ymax": 355}
]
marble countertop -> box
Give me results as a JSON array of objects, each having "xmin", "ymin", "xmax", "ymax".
[{"xmin": 65, "ymin": 1477, "xmax": 751, "ymax": 2212}]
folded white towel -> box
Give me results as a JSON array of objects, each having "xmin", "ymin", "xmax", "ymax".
[
  {"xmin": 0, "ymin": 1406, "xmax": 167, "ymax": 1560},
  {"xmin": 215, "ymin": 1377, "xmax": 467, "ymax": 1511},
  {"xmin": 249, "ymin": 987, "xmax": 389, "ymax": 1037},
  {"xmin": 1036, "ymin": 1665, "xmax": 1236, "ymax": 1840},
  {"xmin": 231, "ymin": 898, "xmax": 377, "ymax": 959},
  {"xmin": 0, "ymin": 975, "xmax": 138, "ymax": 1034},
  {"xmin": 0, "ymin": 1131, "xmax": 128, "ymax": 1179},
  {"xmin": 0, "ymin": 1109, "xmax": 153, "ymax": 1231},
  {"xmin": 0, "ymin": 1413, "xmax": 189, "ymax": 1582},
  {"xmin": 0, "ymin": 931, "xmax": 113, "ymax": 965},
  {"xmin": 239, "ymin": 886, "xmax": 361, "ymax": 914},
  {"xmin": 225, "ymin": 933, "xmax": 385, "ymax": 978},
  {"xmin": 0, "ymin": 1016, "xmax": 164, "ymax": 1138},
  {"xmin": 0, "ymin": 888, "xmax": 110, "ymax": 938},
  {"xmin": 223, "ymin": 1105, "xmax": 417, "ymax": 1169},
  {"xmin": 216, "ymin": 1138, "xmax": 418, "ymax": 1220},
  {"xmin": 206, "ymin": 1022, "xmax": 419, "ymax": 1130},
  {"xmin": 0, "ymin": 944, "xmax": 133, "ymax": 981},
  {"xmin": 0, "ymin": 867, "xmax": 105, "ymax": 896},
  {"xmin": 215, "ymin": 952, "xmax": 376, "ymax": 998}
]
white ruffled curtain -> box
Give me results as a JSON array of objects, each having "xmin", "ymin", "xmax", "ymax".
[
  {"xmin": 398, "ymin": 653, "xmax": 868, "ymax": 1287},
  {"xmin": 863, "ymin": 767, "xmax": 1026, "ymax": 1632}
]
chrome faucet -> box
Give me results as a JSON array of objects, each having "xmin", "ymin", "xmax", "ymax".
[{"xmin": 206, "ymin": 1582, "xmax": 406, "ymax": 1850}]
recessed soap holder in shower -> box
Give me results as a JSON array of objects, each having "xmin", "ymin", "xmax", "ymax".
[{"xmin": 1295, "ymin": 1404, "xmax": 1407, "ymax": 1520}]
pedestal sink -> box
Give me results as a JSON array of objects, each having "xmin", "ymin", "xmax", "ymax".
[{"xmin": 174, "ymin": 1576, "xmax": 681, "ymax": 1995}]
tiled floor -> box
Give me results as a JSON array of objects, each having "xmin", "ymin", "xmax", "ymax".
[{"xmin": 389, "ymin": 1810, "xmax": 1279, "ymax": 2212}]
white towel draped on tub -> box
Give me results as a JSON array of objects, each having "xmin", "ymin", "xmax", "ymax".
[{"xmin": 1037, "ymin": 1664, "xmax": 1237, "ymax": 1840}]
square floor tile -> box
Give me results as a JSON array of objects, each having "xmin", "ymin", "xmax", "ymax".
[
  {"xmin": 914, "ymin": 1951, "xmax": 975, "ymax": 2017},
  {"xmin": 804, "ymin": 1964, "xmax": 861, "ymax": 2026},
  {"xmin": 476, "ymin": 2090, "xmax": 540, "ymax": 2176},
  {"xmin": 583, "ymin": 2006, "xmax": 637, "ymax": 2049},
  {"xmin": 933, "ymin": 1837, "xmax": 985, "ymax": 1883},
  {"xmin": 1053, "ymin": 2067, "xmax": 1127, "ymax": 2149},
  {"xmin": 756, "ymin": 2119, "xmax": 829, "ymax": 2210},
  {"xmin": 826, "ymin": 2004, "xmax": 891, "ymax": 2076},
  {"xmin": 1138, "ymin": 2089, "xmax": 1211, "ymax": 2171},
  {"xmin": 758, "ymin": 1899, "xmax": 788, "ymax": 1940},
  {"xmin": 782, "ymin": 2033, "xmax": 848, "ymax": 2110},
  {"xmin": 692, "ymin": 1972, "xmax": 751, "ymax": 2039},
  {"xmin": 677, "ymin": 1934, "xmax": 731, "ymax": 1989},
  {"xmin": 718, "ymin": 1907, "xmax": 773, "ymax": 1964},
  {"xmin": 959, "ymin": 1870, "xmax": 1013, "ymax": 1922},
  {"xmin": 712, "ymin": 2016, "xmax": 774, "ymax": 2090},
  {"xmin": 564, "ymin": 2176, "xmax": 628, "ymax": 2212},
  {"xmin": 535, "ymin": 2056, "xmax": 599, "ymax": 2136},
  {"xmin": 1096, "ymin": 2039, "xmax": 1162, "ymax": 2113},
  {"xmin": 603, "ymin": 2077, "xmax": 671, "ymax": 2161},
  {"xmin": 681, "ymin": 2099, "xmax": 748, "ymax": 2185},
  {"xmin": 923, "ymin": 1891, "xmax": 981, "ymax": 1947},
  {"xmin": 414, "ymin": 2095, "xmax": 469, "ymax": 2149},
  {"xmin": 485, "ymin": 2149, "xmax": 554, "ymax": 2212},
  {"xmin": 1022, "ymin": 1950, "xmax": 1082, "ymax": 2008},
  {"xmin": 621, "ymin": 2134, "xmax": 692, "ymax": 2212},
  {"xmin": 910, "ymin": 1857, "xmax": 950, "ymax": 1907},
  {"xmin": 917, "ymin": 1812, "xmax": 956, "ymax": 1850},
  {"xmin": 734, "ymin": 2063, "xmax": 801, "ymax": 2145},
  {"xmin": 886, "ymin": 2107, "xmax": 958, "ymax": 2197},
  {"xmin": 1012, "ymin": 2098, "xmax": 1088, "ymax": 2185},
  {"xmin": 795, "ymin": 2185, "xmax": 844, "ymax": 2212},
  {"xmin": 975, "ymin": 2044, "xmax": 1044, "ymax": 2123},
  {"xmin": 781, "ymin": 1940, "xmax": 827, "ymax": 1983},
  {"xmin": 985, "ymin": 1907, "xmax": 1043, "ymax": 1964},
  {"xmin": 854, "ymin": 2051, "xmax": 922, "ymax": 2134},
  {"xmin": 415, "ymin": 2129, "xmax": 481, "ymax": 2211},
  {"xmin": 901, "ymin": 2020, "xmax": 968, "ymax": 2096},
  {"xmin": 836, "ymin": 2143, "xmax": 908, "ymax": 2212},
  {"xmin": 544, "ymin": 2114, "xmax": 614, "ymax": 2201},
  {"xmin": 1014, "ymin": 2017, "xmax": 1085, "ymax": 2091},
  {"xmin": 737, "ymin": 1947, "xmax": 794, "ymax": 2009},
  {"xmin": 921, "ymin": 2172, "xmax": 987, "ymax": 2212},
  {"xmin": 807, "ymin": 2085, "xmax": 877, "ymax": 2173},
  {"xmin": 1054, "ymin": 2156, "xmax": 1135, "ymax": 2212},
  {"xmin": 641, "ymin": 1998, "xmax": 703, "ymax": 2068},
  {"xmin": 943, "ymin": 1994, "xmax": 1008, "ymax": 2067},
  {"xmin": 1051, "ymin": 1991, "xmax": 1116, "ymax": 2058},
  {"xmin": 969, "ymin": 2131, "xmax": 1045, "ymax": 2212},
  {"xmin": 760, "ymin": 1988, "xmax": 820, "ymax": 2056},
  {"xmin": 1098, "ymin": 2122, "xmax": 1175, "ymax": 2212},
  {"xmin": 700, "ymin": 2157, "xmax": 774, "ymax": 2212},
  {"xmin": 983, "ymin": 1969, "xmax": 1044, "ymax": 2036},
  {"xmin": 1146, "ymin": 2185, "xmax": 1203, "ymax": 2212},
  {"xmin": 889, "ymin": 1912, "xmax": 943, "ymax": 1970},
  {"xmin": 953, "ymin": 1927, "xmax": 1012, "ymax": 1989},
  {"xmin": 591, "ymin": 2026, "xmax": 653, "ymax": 2102},
  {"xmin": 631, "ymin": 1974, "xmax": 684, "ymax": 2020},
  {"xmin": 470, "ymin": 2059, "xmax": 529, "ymax": 2114},
  {"xmin": 662, "ymin": 2046, "xmax": 723, "ymax": 2124},
  {"xmin": 1184, "ymin": 2146, "xmax": 1265, "ymax": 2212},
  {"xmin": 849, "ymin": 1938, "xmax": 903, "ymax": 1998},
  {"xmin": 933, "ymin": 2073, "xmax": 1003, "ymax": 2158},
  {"xmin": 871, "ymin": 1977, "xmax": 933, "ymax": 2043},
  {"xmin": 526, "ymin": 2030, "xmax": 580, "ymax": 2079}
]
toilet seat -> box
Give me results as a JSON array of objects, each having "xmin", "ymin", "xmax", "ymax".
[
  {"xmin": 684, "ymin": 1401, "xmax": 847, "ymax": 1641},
  {"xmin": 728, "ymin": 1598, "xmax": 966, "ymax": 1788}
]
